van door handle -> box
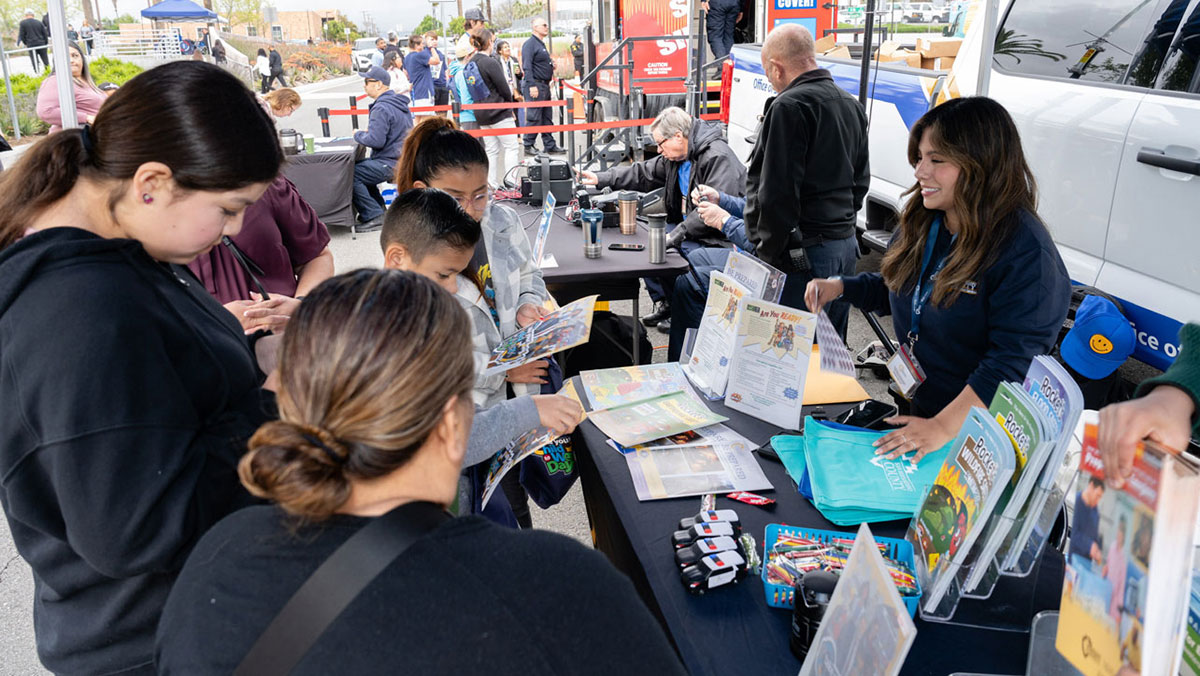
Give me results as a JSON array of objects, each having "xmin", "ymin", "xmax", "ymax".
[{"xmin": 1137, "ymin": 147, "xmax": 1200, "ymax": 176}]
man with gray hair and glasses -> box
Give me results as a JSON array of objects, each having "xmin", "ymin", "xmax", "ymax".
[{"xmin": 578, "ymin": 106, "xmax": 746, "ymax": 331}]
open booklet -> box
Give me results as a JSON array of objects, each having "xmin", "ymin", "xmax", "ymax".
[
  {"xmin": 798, "ymin": 524, "xmax": 918, "ymax": 676},
  {"xmin": 483, "ymin": 295, "xmax": 597, "ymax": 376},
  {"xmin": 622, "ymin": 437, "xmax": 771, "ymax": 501},
  {"xmin": 682, "ymin": 271, "xmax": 748, "ymax": 398},
  {"xmin": 588, "ymin": 388, "xmax": 728, "ymax": 448},
  {"xmin": 579, "ymin": 363, "xmax": 692, "ymax": 410}
]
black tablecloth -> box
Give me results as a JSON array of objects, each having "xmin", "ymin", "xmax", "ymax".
[
  {"xmin": 539, "ymin": 211, "xmax": 691, "ymax": 286},
  {"xmin": 283, "ymin": 141, "xmax": 356, "ymax": 229},
  {"xmin": 577, "ymin": 400, "xmax": 1063, "ymax": 676}
]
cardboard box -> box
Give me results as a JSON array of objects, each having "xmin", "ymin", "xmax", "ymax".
[
  {"xmin": 877, "ymin": 40, "xmax": 903, "ymax": 58},
  {"xmin": 876, "ymin": 48, "xmax": 922, "ymax": 69},
  {"xmin": 915, "ymin": 37, "xmax": 962, "ymax": 59},
  {"xmin": 822, "ymin": 45, "xmax": 851, "ymax": 60},
  {"xmin": 921, "ymin": 55, "xmax": 956, "ymax": 70},
  {"xmin": 814, "ymin": 33, "xmax": 838, "ymax": 54}
]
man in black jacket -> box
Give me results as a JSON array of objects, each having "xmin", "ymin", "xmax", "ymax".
[
  {"xmin": 267, "ymin": 44, "xmax": 287, "ymax": 89},
  {"xmin": 521, "ymin": 17, "xmax": 564, "ymax": 154},
  {"xmin": 578, "ymin": 107, "xmax": 746, "ymax": 329},
  {"xmin": 17, "ymin": 11, "xmax": 50, "ymax": 73},
  {"xmin": 743, "ymin": 23, "xmax": 868, "ymax": 338},
  {"xmin": 570, "ymin": 35, "xmax": 585, "ymax": 79}
]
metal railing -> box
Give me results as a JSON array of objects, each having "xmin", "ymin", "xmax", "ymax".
[{"xmin": 91, "ymin": 28, "xmax": 184, "ymax": 60}]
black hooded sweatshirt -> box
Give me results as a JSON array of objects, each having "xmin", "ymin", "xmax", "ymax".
[
  {"xmin": 594, "ymin": 118, "xmax": 747, "ymax": 247},
  {"xmin": 0, "ymin": 228, "xmax": 274, "ymax": 675}
]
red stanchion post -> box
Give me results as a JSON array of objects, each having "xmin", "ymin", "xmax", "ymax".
[
  {"xmin": 349, "ymin": 95, "xmax": 359, "ymax": 131},
  {"xmin": 318, "ymin": 107, "xmax": 330, "ymax": 137},
  {"xmin": 567, "ymin": 96, "xmax": 576, "ymax": 171},
  {"xmin": 557, "ymin": 79, "xmax": 565, "ymax": 150}
]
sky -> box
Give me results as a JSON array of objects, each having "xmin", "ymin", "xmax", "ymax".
[{"xmin": 106, "ymin": 0, "xmax": 443, "ymax": 34}]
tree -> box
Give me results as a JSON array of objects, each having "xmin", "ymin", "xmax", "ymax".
[
  {"xmin": 323, "ymin": 17, "xmax": 362, "ymax": 43},
  {"xmin": 217, "ymin": 0, "xmax": 264, "ymax": 36},
  {"xmin": 413, "ymin": 14, "xmax": 441, "ymax": 35},
  {"xmin": 448, "ymin": 15, "xmax": 465, "ymax": 35}
]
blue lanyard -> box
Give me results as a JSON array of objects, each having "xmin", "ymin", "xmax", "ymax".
[{"xmin": 909, "ymin": 217, "xmax": 954, "ymax": 345}]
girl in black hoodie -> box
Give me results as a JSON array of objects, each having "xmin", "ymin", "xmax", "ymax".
[{"xmin": 0, "ymin": 62, "xmax": 282, "ymax": 675}]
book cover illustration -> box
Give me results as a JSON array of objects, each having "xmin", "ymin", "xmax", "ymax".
[
  {"xmin": 906, "ymin": 407, "xmax": 1015, "ymax": 612},
  {"xmin": 799, "ymin": 524, "xmax": 918, "ymax": 676},
  {"xmin": 683, "ymin": 271, "xmax": 749, "ymax": 397},
  {"xmin": 724, "ymin": 298, "xmax": 816, "ymax": 430},
  {"xmin": 580, "ymin": 363, "xmax": 690, "ymax": 411},
  {"xmin": 484, "ymin": 295, "xmax": 597, "ymax": 376}
]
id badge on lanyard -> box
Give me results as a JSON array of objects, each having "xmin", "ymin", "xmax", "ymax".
[{"xmin": 888, "ymin": 219, "xmax": 951, "ymax": 400}]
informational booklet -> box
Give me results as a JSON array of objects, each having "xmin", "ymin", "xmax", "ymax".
[
  {"xmin": 906, "ymin": 407, "xmax": 1015, "ymax": 615},
  {"xmin": 623, "ymin": 439, "xmax": 772, "ymax": 501},
  {"xmin": 798, "ymin": 524, "xmax": 918, "ymax": 676},
  {"xmin": 962, "ymin": 382, "xmax": 1056, "ymax": 593},
  {"xmin": 722, "ymin": 250, "xmax": 785, "ymax": 303},
  {"xmin": 1000, "ymin": 355, "xmax": 1085, "ymax": 573},
  {"xmin": 815, "ymin": 310, "xmax": 856, "ymax": 377},
  {"xmin": 723, "ymin": 298, "xmax": 816, "ymax": 430},
  {"xmin": 479, "ymin": 378, "xmax": 586, "ymax": 508},
  {"xmin": 605, "ymin": 422, "xmax": 754, "ymax": 455},
  {"xmin": 532, "ymin": 191, "xmax": 556, "ymax": 269},
  {"xmin": 682, "ymin": 271, "xmax": 749, "ymax": 397},
  {"xmin": 579, "ymin": 363, "xmax": 690, "ymax": 410},
  {"xmin": 483, "ymin": 295, "xmax": 597, "ymax": 376},
  {"xmin": 588, "ymin": 389, "xmax": 728, "ymax": 448},
  {"xmin": 1056, "ymin": 424, "xmax": 1200, "ymax": 676}
]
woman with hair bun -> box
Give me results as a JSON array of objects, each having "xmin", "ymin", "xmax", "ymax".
[
  {"xmin": 0, "ymin": 61, "xmax": 282, "ymax": 674},
  {"xmin": 156, "ymin": 269, "xmax": 686, "ymax": 675}
]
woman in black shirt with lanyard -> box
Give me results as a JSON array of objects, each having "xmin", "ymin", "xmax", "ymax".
[
  {"xmin": 807, "ymin": 97, "xmax": 1071, "ymax": 464},
  {"xmin": 0, "ymin": 62, "xmax": 281, "ymax": 674}
]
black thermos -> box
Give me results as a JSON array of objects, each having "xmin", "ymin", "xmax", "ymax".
[{"xmin": 790, "ymin": 570, "xmax": 839, "ymax": 661}]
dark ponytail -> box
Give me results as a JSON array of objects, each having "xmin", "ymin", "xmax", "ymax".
[
  {"xmin": 394, "ymin": 116, "xmax": 488, "ymax": 192},
  {"xmin": 0, "ymin": 61, "xmax": 282, "ymax": 250}
]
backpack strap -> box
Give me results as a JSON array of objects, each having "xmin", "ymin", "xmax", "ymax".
[{"xmin": 234, "ymin": 501, "xmax": 451, "ymax": 676}]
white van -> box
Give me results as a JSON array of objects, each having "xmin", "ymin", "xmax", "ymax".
[{"xmin": 726, "ymin": 0, "xmax": 1199, "ymax": 372}]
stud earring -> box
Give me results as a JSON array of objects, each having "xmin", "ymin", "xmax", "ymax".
[{"xmin": 142, "ymin": 194, "xmax": 153, "ymax": 204}]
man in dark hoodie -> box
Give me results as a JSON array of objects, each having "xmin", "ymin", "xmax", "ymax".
[
  {"xmin": 578, "ymin": 106, "xmax": 746, "ymax": 331},
  {"xmin": 352, "ymin": 65, "xmax": 413, "ymax": 231},
  {"xmin": 267, "ymin": 44, "xmax": 288, "ymax": 89},
  {"xmin": 17, "ymin": 10, "xmax": 50, "ymax": 73}
]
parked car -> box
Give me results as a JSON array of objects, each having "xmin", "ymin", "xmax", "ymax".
[
  {"xmin": 353, "ymin": 37, "xmax": 382, "ymax": 72},
  {"xmin": 902, "ymin": 3, "xmax": 939, "ymax": 23}
]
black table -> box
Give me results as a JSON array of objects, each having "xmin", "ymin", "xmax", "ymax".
[
  {"xmin": 283, "ymin": 139, "xmax": 356, "ymax": 229},
  {"xmin": 533, "ymin": 207, "xmax": 691, "ymax": 363},
  {"xmin": 576, "ymin": 400, "xmax": 1064, "ymax": 676}
]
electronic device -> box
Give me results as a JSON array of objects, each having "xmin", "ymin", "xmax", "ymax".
[
  {"xmin": 526, "ymin": 158, "xmax": 572, "ymax": 181},
  {"xmin": 833, "ymin": 399, "xmax": 900, "ymax": 430},
  {"xmin": 608, "ymin": 242, "xmax": 644, "ymax": 251}
]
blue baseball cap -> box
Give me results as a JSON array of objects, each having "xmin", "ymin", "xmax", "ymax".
[
  {"xmin": 359, "ymin": 65, "xmax": 390, "ymax": 87},
  {"xmin": 1061, "ymin": 295, "xmax": 1135, "ymax": 379}
]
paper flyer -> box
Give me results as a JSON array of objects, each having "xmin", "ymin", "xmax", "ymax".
[
  {"xmin": 531, "ymin": 191, "xmax": 556, "ymax": 270},
  {"xmin": 798, "ymin": 524, "xmax": 917, "ymax": 676},
  {"xmin": 623, "ymin": 440, "xmax": 773, "ymax": 501},
  {"xmin": 479, "ymin": 378, "xmax": 586, "ymax": 508},
  {"xmin": 588, "ymin": 389, "xmax": 728, "ymax": 448},
  {"xmin": 722, "ymin": 250, "xmax": 786, "ymax": 303},
  {"xmin": 723, "ymin": 298, "xmax": 816, "ymax": 430},
  {"xmin": 580, "ymin": 363, "xmax": 690, "ymax": 410},
  {"xmin": 483, "ymin": 295, "xmax": 597, "ymax": 376},
  {"xmin": 682, "ymin": 271, "xmax": 749, "ymax": 397},
  {"xmin": 605, "ymin": 423, "xmax": 755, "ymax": 455},
  {"xmin": 816, "ymin": 310, "xmax": 856, "ymax": 377}
]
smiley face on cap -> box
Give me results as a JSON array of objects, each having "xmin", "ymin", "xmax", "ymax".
[{"xmin": 1090, "ymin": 333, "xmax": 1113, "ymax": 354}]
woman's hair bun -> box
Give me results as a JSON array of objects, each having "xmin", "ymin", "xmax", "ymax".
[{"xmin": 239, "ymin": 421, "xmax": 352, "ymax": 520}]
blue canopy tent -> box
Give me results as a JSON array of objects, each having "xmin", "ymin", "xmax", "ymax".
[{"xmin": 140, "ymin": 0, "xmax": 218, "ymax": 21}]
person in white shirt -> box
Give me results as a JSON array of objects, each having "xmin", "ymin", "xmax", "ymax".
[{"xmin": 385, "ymin": 51, "xmax": 412, "ymax": 98}]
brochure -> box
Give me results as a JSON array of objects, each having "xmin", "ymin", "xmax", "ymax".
[
  {"xmin": 483, "ymin": 295, "xmax": 598, "ymax": 376},
  {"xmin": 605, "ymin": 422, "xmax": 755, "ymax": 455},
  {"xmin": 588, "ymin": 389, "xmax": 728, "ymax": 448},
  {"xmin": 1056, "ymin": 424, "xmax": 1200, "ymax": 676},
  {"xmin": 579, "ymin": 363, "xmax": 690, "ymax": 410},
  {"xmin": 623, "ymin": 439, "xmax": 772, "ymax": 501},
  {"xmin": 682, "ymin": 271, "xmax": 749, "ymax": 397},
  {"xmin": 815, "ymin": 310, "xmax": 856, "ymax": 377},
  {"xmin": 722, "ymin": 250, "xmax": 785, "ymax": 303},
  {"xmin": 906, "ymin": 407, "xmax": 1015, "ymax": 615},
  {"xmin": 961, "ymin": 382, "xmax": 1056, "ymax": 594},
  {"xmin": 798, "ymin": 524, "xmax": 918, "ymax": 676},
  {"xmin": 532, "ymin": 191, "xmax": 556, "ymax": 269},
  {"xmin": 479, "ymin": 378, "xmax": 586, "ymax": 508},
  {"xmin": 723, "ymin": 298, "xmax": 816, "ymax": 430}
]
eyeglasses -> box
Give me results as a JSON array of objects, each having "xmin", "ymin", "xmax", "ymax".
[
  {"xmin": 364, "ymin": 79, "xmax": 379, "ymax": 85},
  {"xmin": 452, "ymin": 191, "xmax": 490, "ymax": 211}
]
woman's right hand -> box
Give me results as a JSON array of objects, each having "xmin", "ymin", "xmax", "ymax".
[
  {"xmin": 804, "ymin": 277, "xmax": 845, "ymax": 315},
  {"xmin": 505, "ymin": 359, "xmax": 550, "ymax": 384},
  {"xmin": 532, "ymin": 394, "xmax": 584, "ymax": 436}
]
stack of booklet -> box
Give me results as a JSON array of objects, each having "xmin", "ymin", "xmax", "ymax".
[{"xmin": 582, "ymin": 363, "xmax": 774, "ymax": 501}]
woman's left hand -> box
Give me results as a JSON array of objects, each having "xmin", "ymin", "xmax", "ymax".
[
  {"xmin": 242, "ymin": 293, "xmax": 301, "ymax": 333},
  {"xmin": 873, "ymin": 415, "xmax": 956, "ymax": 464},
  {"xmin": 516, "ymin": 302, "xmax": 546, "ymax": 327}
]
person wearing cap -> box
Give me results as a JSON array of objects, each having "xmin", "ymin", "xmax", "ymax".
[
  {"xmin": 521, "ymin": 16, "xmax": 564, "ymax": 154},
  {"xmin": 464, "ymin": 7, "xmax": 487, "ymax": 37},
  {"xmin": 427, "ymin": 31, "xmax": 450, "ymax": 110},
  {"xmin": 570, "ymin": 34, "xmax": 585, "ymax": 80},
  {"xmin": 1098, "ymin": 322, "xmax": 1199, "ymax": 488},
  {"xmin": 351, "ymin": 66, "xmax": 413, "ymax": 231},
  {"xmin": 447, "ymin": 34, "xmax": 480, "ymax": 131},
  {"xmin": 1059, "ymin": 295, "xmax": 1138, "ymax": 409}
]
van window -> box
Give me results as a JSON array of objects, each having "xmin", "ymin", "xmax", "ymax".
[
  {"xmin": 1154, "ymin": 0, "xmax": 1200, "ymax": 92},
  {"xmin": 996, "ymin": 0, "xmax": 1170, "ymax": 85}
]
